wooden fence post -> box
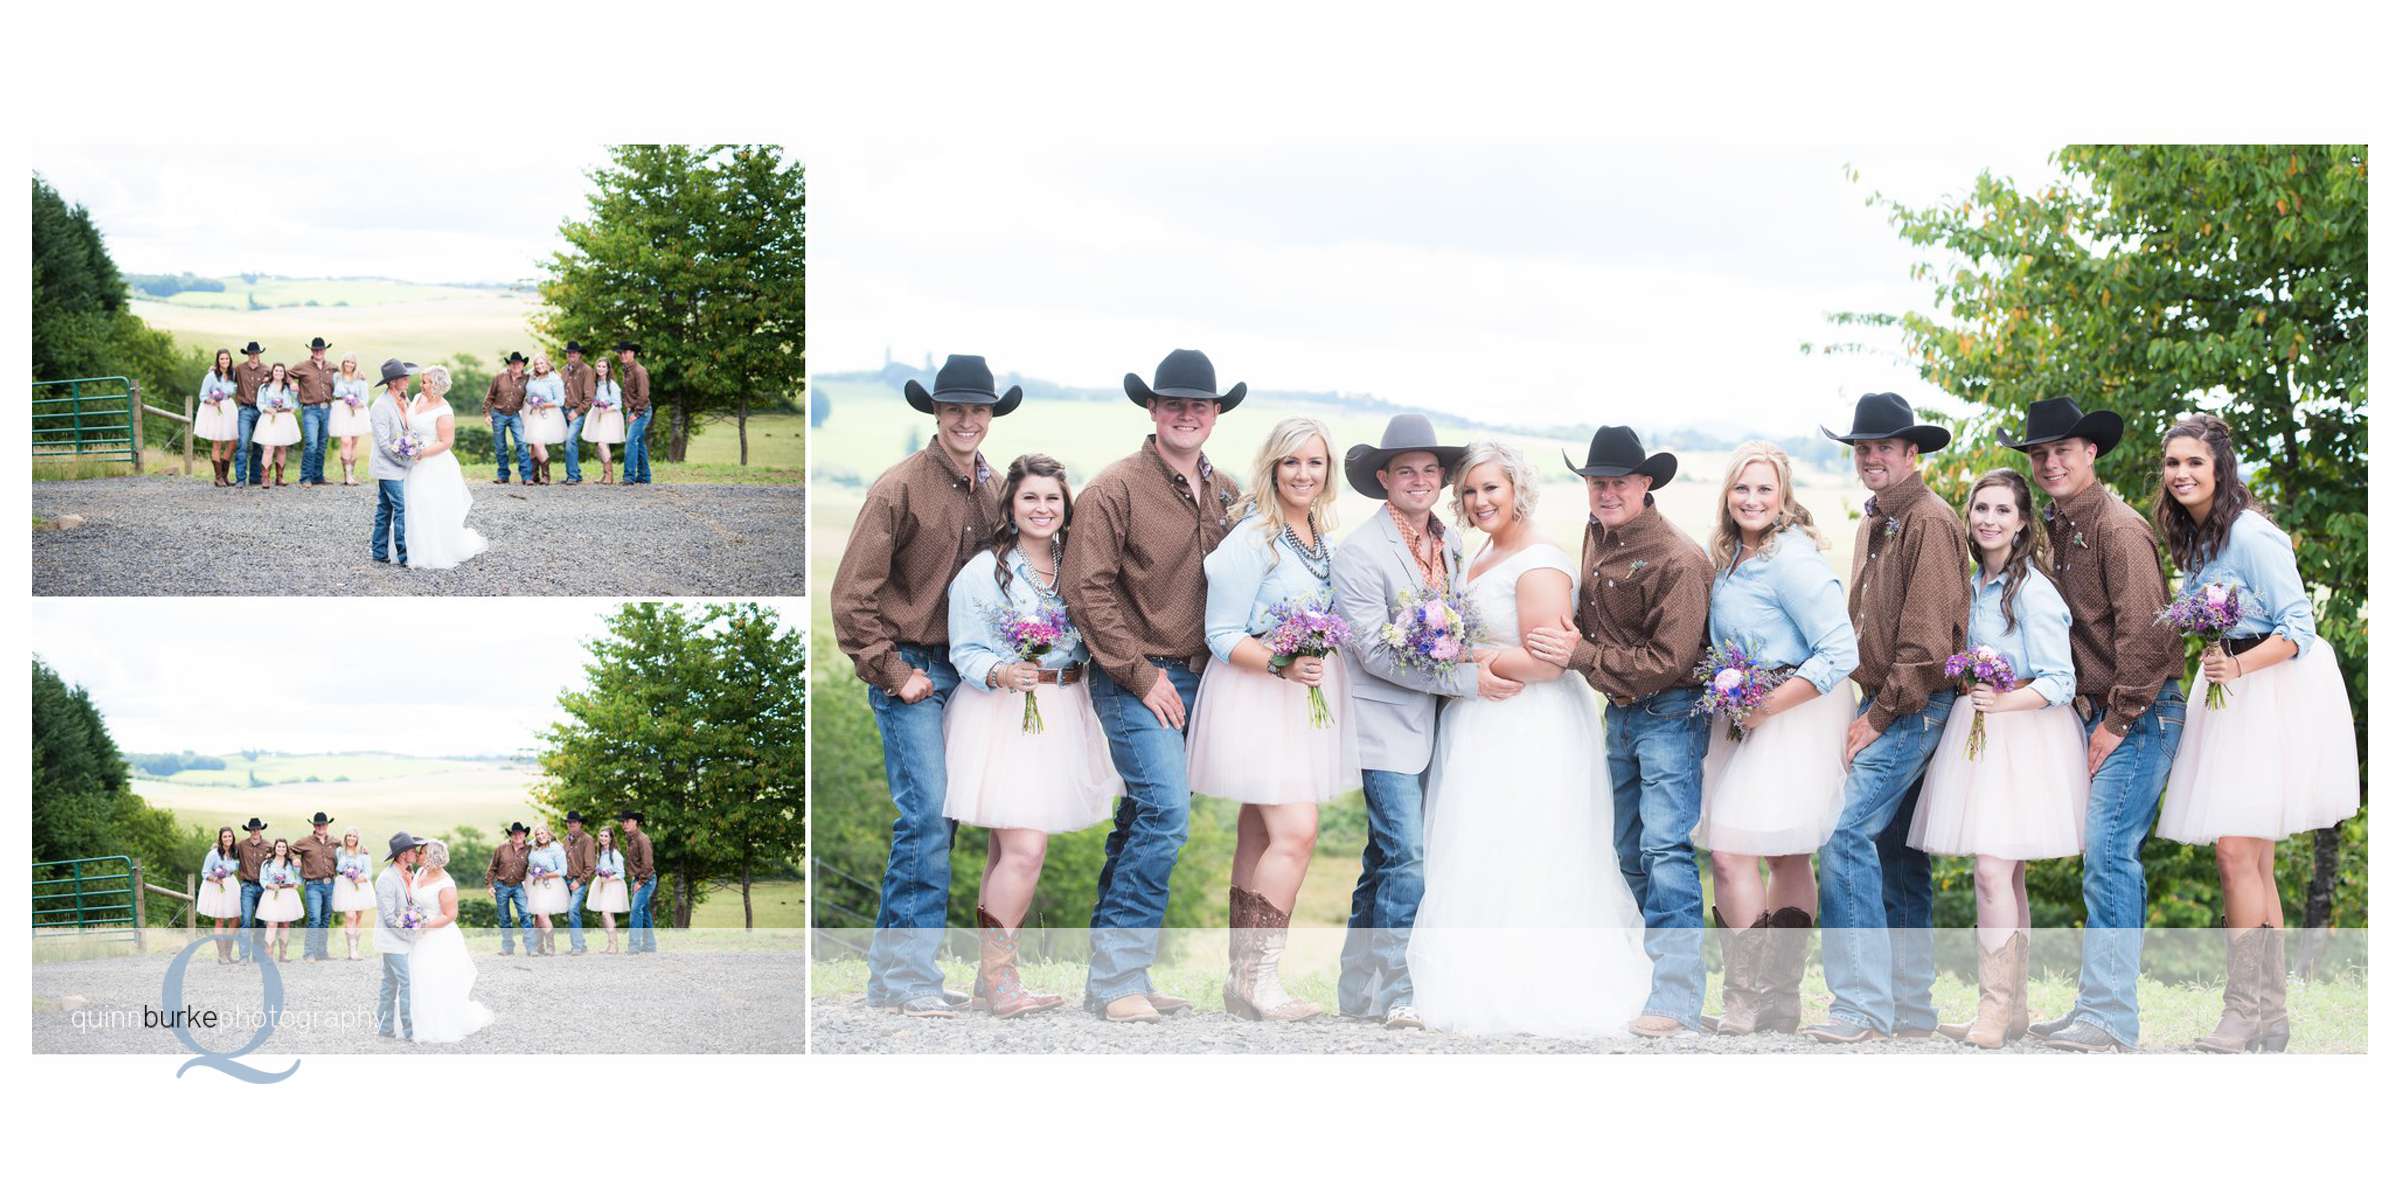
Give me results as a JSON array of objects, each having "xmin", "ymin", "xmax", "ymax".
[
  {"xmin": 183, "ymin": 394, "xmax": 195, "ymax": 475},
  {"xmin": 186, "ymin": 872, "xmax": 197, "ymax": 938},
  {"xmin": 131, "ymin": 863, "xmax": 148, "ymax": 952},
  {"xmin": 129, "ymin": 382, "xmax": 145, "ymax": 473}
]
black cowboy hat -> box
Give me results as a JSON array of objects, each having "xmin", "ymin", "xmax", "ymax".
[
  {"xmin": 1821, "ymin": 392, "xmax": 1951, "ymax": 453},
  {"xmin": 1345, "ymin": 414, "xmax": 1467, "ymax": 499},
  {"xmin": 1124, "ymin": 348, "xmax": 1245, "ymax": 412},
  {"xmin": 385, "ymin": 831, "xmax": 428, "ymax": 861},
  {"xmin": 618, "ymin": 809, "xmax": 644, "ymax": 823},
  {"xmin": 505, "ymin": 821, "xmax": 531, "ymax": 835},
  {"xmin": 242, "ymin": 818, "xmax": 269, "ymax": 832},
  {"xmin": 613, "ymin": 340, "xmax": 641, "ymax": 353},
  {"xmin": 504, "ymin": 352, "xmax": 528, "ymax": 365},
  {"xmin": 1562, "ymin": 425, "xmax": 1678, "ymax": 488},
  {"xmin": 306, "ymin": 337, "xmax": 331, "ymax": 351},
  {"xmin": 563, "ymin": 341, "xmax": 586, "ymax": 355},
  {"xmin": 904, "ymin": 354, "xmax": 1023, "ymax": 418},
  {"xmin": 565, "ymin": 811, "xmax": 586, "ymax": 824},
  {"xmin": 309, "ymin": 811, "xmax": 334, "ymax": 825},
  {"xmin": 240, "ymin": 341, "xmax": 265, "ymax": 356},
  {"xmin": 2000, "ymin": 395, "xmax": 2124, "ymax": 458},
  {"xmin": 379, "ymin": 358, "xmax": 417, "ymax": 385}
]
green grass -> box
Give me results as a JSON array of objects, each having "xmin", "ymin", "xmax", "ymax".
[
  {"xmin": 688, "ymin": 879, "xmax": 807, "ymax": 928},
  {"xmin": 133, "ymin": 280, "xmax": 536, "ymax": 368},
  {"xmin": 132, "ymin": 755, "xmax": 547, "ymax": 846}
]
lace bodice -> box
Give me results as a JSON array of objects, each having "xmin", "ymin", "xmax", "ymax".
[{"xmin": 1460, "ymin": 542, "xmax": 1577, "ymax": 647}]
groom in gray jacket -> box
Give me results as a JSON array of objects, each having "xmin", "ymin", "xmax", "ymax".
[
  {"xmin": 375, "ymin": 832, "xmax": 427, "ymax": 1040},
  {"xmin": 369, "ymin": 359, "xmax": 418, "ymax": 566},
  {"xmin": 1331, "ymin": 416, "xmax": 1521, "ymax": 1029}
]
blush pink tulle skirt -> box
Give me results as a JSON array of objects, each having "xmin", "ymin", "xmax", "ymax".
[
  {"xmin": 1696, "ymin": 683, "xmax": 1853, "ymax": 856},
  {"xmin": 942, "ymin": 677, "xmax": 1121, "ymax": 833},
  {"xmin": 2157, "ymin": 640, "xmax": 2359, "ymax": 844},
  {"xmin": 1908, "ymin": 700, "xmax": 2089, "ymax": 860},
  {"xmin": 1186, "ymin": 655, "xmax": 1361, "ymax": 806}
]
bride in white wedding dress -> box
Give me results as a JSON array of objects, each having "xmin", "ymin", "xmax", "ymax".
[
  {"xmin": 408, "ymin": 840, "xmax": 496, "ymax": 1044},
  {"xmin": 402, "ymin": 365, "xmax": 490, "ymax": 570},
  {"xmin": 1406, "ymin": 443, "xmax": 1653, "ymax": 1037}
]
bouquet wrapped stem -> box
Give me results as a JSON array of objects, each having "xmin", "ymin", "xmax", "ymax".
[
  {"xmin": 992, "ymin": 603, "xmax": 1073, "ymax": 733},
  {"xmin": 1266, "ymin": 597, "xmax": 1353, "ymax": 730},
  {"xmin": 2159, "ymin": 583, "xmax": 2248, "ymax": 711},
  {"xmin": 1690, "ymin": 640, "xmax": 1790, "ymax": 742},
  {"xmin": 1943, "ymin": 646, "xmax": 2019, "ymax": 761}
]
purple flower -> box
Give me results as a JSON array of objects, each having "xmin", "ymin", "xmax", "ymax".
[
  {"xmin": 1266, "ymin": 593, "xmax": 1353, "ymax": 729},
  {"xmin": 1689, "ymin": 641, "xmax": 1791, "ymax": 741},
  {"xmin": 1944, "ymin": 645, "xmax": 2019, "ymax": 760}
]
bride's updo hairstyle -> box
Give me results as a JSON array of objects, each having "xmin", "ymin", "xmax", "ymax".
[
  {"xmin": 1449, "ymin": 440, "xmax": 1538, "ymax": 527},
  {"xmin": 421, "ymin": 839, "xmax": 451, "ymax": 870},
  {"xmin": 419, "ymin": 365, "xmax": 452, "ymax": 396}
]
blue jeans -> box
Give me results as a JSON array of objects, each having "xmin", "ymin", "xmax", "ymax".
[
  {"xmin": 2067, "ymin": 682, "xmax": 2186, "ymax": 1044},
  {"xmin": 564, "ymin": 881, "xmax": 588, "ymax": 950},
  {"xmin": 492, "ymin": 882, "xmax": 533, "ymax": 951},
  {"xmin": 377, "ymin": 953, "xmax": 413, "ymax": 1037},
  {"xmin": 239, "ymin": 880, "xmax": 264, "ymax": 958},
  {"xmin": 490, "ymin": 412, "xmax": 532, "ymax": 481},
  {"xmin": 1606, "ymin": 685, "xmax": 1712, "ymax": 1027},
  {"xmin": 235, "ymin": 407, "xmax": 262, "ymax": 485},
  {"xmin": 1084, "ymin": 658, "xmax": 1203, "ymax": 1007},
  {"xmin": 630, "ymin": 876, "xmax": 658, "ymax": 952},
  {"xmin": 299, "ymin": 405, "xmax": 329, "ymax": 483},
  {"xmin": 1338, "ymin": 767, "xmax": 1429, "ymax": 1016},
  {"xmin": 1817, "ymin": 691, "xmax": 1955, "ymax": 1033},
  {"xmin": 302, "ymin": 879, "xmax": 334, "ymax": 958},
  {"xmin": 863, "ymin": 643, "xmax": 961, "ymax": 1003},
  {"xmin": 563, "ymin": 411, "xmax": 586, "ymax": 481},
  {"xmin": 624, "ymin": 410, "xmax": 653, "ymax": 482},
  {"xmin": 372, "ymin": 479, "xmax": 408, "ymax": 564}
]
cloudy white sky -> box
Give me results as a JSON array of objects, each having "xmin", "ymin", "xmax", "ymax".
[
  {"xmin": 30, "ymin": 144, "xmax": 611, "ymax": 282},
  {"xmin": 813, "ymin": 140, "xmax": 2066, "ymax": 436},
  {"xmin": 33, "ymin": 599, "xmax": 806, "ymax": 757}
]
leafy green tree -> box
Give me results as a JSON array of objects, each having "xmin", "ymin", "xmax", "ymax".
[
  {"xmin": 32, "ymin": 659, "xmax": 213, "ymax": 925},
  {"xmin": 30, "ymin": 174, "xmax": 185, "ymax": 438},
  {"xmin": 1827, "ymin": 144, "xmax": 2367, "ymax": 928},
  {"xmin": 536, "ymin": 144, "xmax": 807, "ymax": 464}
]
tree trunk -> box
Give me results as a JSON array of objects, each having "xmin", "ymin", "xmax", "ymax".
[
  {"xmin": 674, "ymin": 873, "xmax": 694, "ymax": 928},
  {"xmin": 671, "ymin": 398, "xmax": 691, "ymax": 463},
  {"xmin": 2303, "ymin": 825, "xmax": 2340, "ymax": 929},
  {"xmin": 737, "ymin": 394, "xmax": 750, "ymax": 467},
  {"xmin": 741, "ymin": 858, "xmax": 754, "ymax": 930}
]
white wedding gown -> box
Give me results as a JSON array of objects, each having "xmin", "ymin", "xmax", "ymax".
[
  {"xmin": 408, "ymin": 872, "xmax": 496, "ymax": 1044},
  {"xmin": 1406, "ymin": 542, "xmax": 1654, "ymax": 1037},
  {"xmin": 403, "ymin": 400, "xmax": 489, "ymax": 570}
]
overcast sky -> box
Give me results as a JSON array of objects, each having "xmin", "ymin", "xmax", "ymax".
[
  {"xmin": 812, "ymin": 140, "xmax": 2066, "ymax": 435},
  {"xmin": 30, "ymin": 143, "xmax": 610, "ymax": 282},
  {"xmin": 33, "ymin": 599, "xmax": 807, "ymax": 757}
]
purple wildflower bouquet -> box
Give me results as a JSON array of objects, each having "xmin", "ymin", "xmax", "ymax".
[
  {"xmin": 1944, "ymin": 645, "xmax": 2019, "ymax": 761},
  {"xmin": 1689, "ymin": 640, "xmax": 1792, "ymax": 742},
  {"xmin": 1266, "ymin": 594, "xmax": 1353, "ymax": 729},
  {"xmin": 207, "ymin": 865, "xmax": 230, "ymax": 884},
  {"xmin": 400, "ymin": 904, "xmax": 429, "ymax": 930},
  {"xmin": 343, "ymin": 390, "xmax": 364, "ymax": 414},
  {"xmin": 341, "ymin": 863, "xmax": 366, "ymax": 885},
  {"xmin": 2158, "ymin": 582, "xmax": 2248, "ymax": 710},
  {"xmin": 1377, "ymin": 586, "xmax": 1482, "ymax": 681},
  {"xmin": 393, "ymin": 431, "xmax": 425, "ymax": 460},
  {"xmin": 990, "ymin": 602, "xmax": 1073, "ymax": 733},
  {"xmin": 529, "ymin": 863, "xmax": 555, "ymax": 885}
]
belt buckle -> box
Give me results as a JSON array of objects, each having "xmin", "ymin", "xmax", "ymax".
[{"xmin": 2073, "ymin": 696, "xmax": 2096, "ymax": 722}]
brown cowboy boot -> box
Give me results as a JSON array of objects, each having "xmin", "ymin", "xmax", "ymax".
[
  {"xmin": 274, "ymin": 460, "xmax": 287, "ymax": 487},
  {"xmin": 1757, "ymin": 906, "xmax": 1814, "ymax": 1034},
  {"xmin": 2194, "ymin": 922, "xmax": 2263, "ymax": 1053},
  {"xmin": 1221, "ymin": 886, "xmax": 1256, "ymax": 1017},
  {"xmin": 1225, "ymin": 886, "xmax": 1321, "ymax": 1022},
  {"xmin": 212, "ymin": 458, "xmax": 227, "ymax": 487},
  {"xmin": 977, "ymin": 905, "xmax": 1064, "ymax": 1018},
  {"xmin": 2251, "ymin": 925, "xmax": 2289, "ymax": 1052},
  {"xmin": 1713, "ymin": 908, "xmax": 1774, "ymax": 1036}
]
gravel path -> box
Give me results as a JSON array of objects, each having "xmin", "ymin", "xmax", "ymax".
[
  {"xmin": 32, "ymin": 476, "xmax": 805, "ymax": 596},
  {"xmin": 34, "ymin": 945, "xmax": 807, "ymax": 1054},
  {"xmin": 810, "ymin": 994, "xmax": 2095, "ymax": 1054}
]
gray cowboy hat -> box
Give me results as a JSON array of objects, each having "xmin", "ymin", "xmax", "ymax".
[
  {"xmin": 385, "ymin": 831, "xmax": 428, "ymax": 861},
  {"xmin": 379, "ymin": 359, "xmax": 418, "ymax": 385},
  {"xmin": 1821, "ymin": 392, "xmax": 1952, "ymax": 453},
  {"xmin": 904, "ymin": 354, "xmax": 1023, "ymax": 417},
  {"xmin": 1345, "ymin": 414, "xmax": 1467, "ymax": 499},
  {"xmin": 1124, "ymin": 348, "xmax": 1245, "ymax": 412},
  {"xmin": 1999, "ymin": 395, "xmax": 2124, "ymax": 458},
  {"xmin": 1562, "ymin": 425, "xmax": 1678, "ymax": 488}
]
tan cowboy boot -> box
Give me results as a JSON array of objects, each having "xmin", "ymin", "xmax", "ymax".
[
  {"xmin": 1757, "ymin": 906, "xmax": 1814, "ymax": 1034},
  {"xmin": 1967, "ymin": 933, "xmax": 2025, "ymax": 1048},
  {"xmin": 2251, "ymin": 925, "xmax": 2289, "ymax": 1053},
  {"xmin": 976, "ymin": 905, "xmax": 1065, "ymax": 1019},
  {"xmin": 2194, "ymin": 923, "xmax": 2263, "ymax": 1053},
  {"xmin": 1221, "ymin": 886, "xmax": 1257, "ymax": 1018},
  {"xmin": 1713, "ymin": 908, "xmax": 1774, "ymax": 1036},
  {"xmin": 2007, "ymin": 930, "xmax": 2032, "ymax": 1040},
  {"xmin": 1227, "ymin": 886, "xmax": 1321, "ymax": 1022}
]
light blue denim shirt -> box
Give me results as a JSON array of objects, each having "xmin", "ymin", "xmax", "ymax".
[
  {"xmin": 260, "ymin": 860, "xmax": 301, "ymax": 889},
  {"xmin": 592, "ymin": 379, "xmax": 623, "ymax": 411},
  {"xmin": 199, "ymin": 370, "xmax": 238, "ymax": 406},
  {"xmin": 529, "ymin": 843, "xmax": 567, "ymax": 878},
  {"xmin": 336, "ymin": 848, "xmax": 372, "ymax": 881},
  {"xmin": 203, "ymin": 847, "xmax": 237, "ymax": 880},
  {"xmin": 2178, "ymin": 509, "xmax": 2317, "ymax": 656},
  {"xmin": 526, "ymin": 372, "xmax": 565, "ymax": 411},
  {"xmin": 1967, "ymin": 563, "xmax": 2076, "ymax": 707},
  {"xmin": 1706, "ymin": 526, "xmax": 1859, "ymax": 697},
  {"xmin": 948, "ymin": 547, "xmax": 1087, "ymax": 691},
  {"xmin": 595, "ymin": 848, "xmax": 627, "ymax": 880},
  {"xmin": 256, "ymin": 383, "xmax": 296, "ymax": 413},
  {"xmin": 333, "ymin": 376, "xmax": 370, "ymax": 411},
  {"xmin": 1205, "ymin": 512, "xmax": 1337, "ymax": 662}
]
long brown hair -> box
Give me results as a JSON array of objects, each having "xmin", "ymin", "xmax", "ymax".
[
  {"xmin": 2150, "ymin": 412, "xmax": 2260, "ymax": 572},
  {"xmin": 1964, "ymin": 467, "xmax": 2053, "ymax": 633},
  {"xmin": 210, "ymin": 349, "xmax": 235, "ymax": 382},
  {"xmin": 990, "ymin": 453, "xmax": 1074, "ymax": 598},
  {"xmin": 214, "ymin": 826, "xmax": 237, "ymax": 859}
]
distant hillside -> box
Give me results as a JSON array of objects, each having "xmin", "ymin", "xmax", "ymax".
[{"xmin": 130, "ymin": 274, "xmax": 539, "ymax": 366}]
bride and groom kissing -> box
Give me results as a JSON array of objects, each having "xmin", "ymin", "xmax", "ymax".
[
  {"xmin": 369, "ymin": 359, "xmax": 490, "ymax": 571},
  {"xmin": 376, "ymin": 831, "xmax": 496, "ymax": 1044}
]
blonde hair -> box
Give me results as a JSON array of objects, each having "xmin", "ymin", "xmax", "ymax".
[
  {"xmin": 341, "ymin": 827, "xmax": 362, "ymax": 851},
  {"xmin": 419, "ymin": 364, "xmax": 452, "ymax": 396},
  {"xmin": 1236, "ymin": 417, "xmax": 1341, "ymax": 561},
  {"xmin": 421, "ymin": 839, "xmax": 451, "ymax": 870},
  {"xmin": 1449, "ymin": 441, "xmax": 1539, "ymax": 527},
  {"xmin": 533, "ymin": 826, "xmax": 553, "ymax": 846},
  {"xmin": 1709, "ymin": 440, "xmax": 1827, "ymax": 570},
  {"xmin": 530, "ymin": 352, "xmax": 552, "ymax": 375}
]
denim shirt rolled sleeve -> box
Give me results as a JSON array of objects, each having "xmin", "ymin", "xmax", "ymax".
[
  {"xmin": 948, "ymin": 549, "xmax": 1086, "ymax": 691},
  {"xmin": 526, "ymin": 373, "xmax": 565, "ymax": 411},
  {"xmin": 530, "ymin": 844, "xmax": 567, "ymax": 878},
  {"xmin": 1967, "ymin": 567, "xmax": 2077, "ymax": 707},
  {"xmin": 1710, "ymin": 527, "xmax": 1858, "ymax": 697},
  {"xmin": 595, "ymin": 849, "xmax": 626, "ymax": 880},
  {"xmin": 336, "ymin": 849, "xmax": 371, "ymax": 880},
  {"xmin": 2187, "ymin": 510, "xmax": 2317, "ymax": 656},
  {"xmin": 203, "ymin": 848, "xmax": 234, "ymax": 879},
  {"xmin": 1204, "ymin": 514, "xmax": 1333, "ymax": 663}
]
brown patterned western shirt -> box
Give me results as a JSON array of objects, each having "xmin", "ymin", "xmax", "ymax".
[
  {"xmin": 563, "ymin": 830, "xmax": 597, "ymax": 885},
  {"xmin": 830, "ymin": 443, "xmax": 1001, "ymax": 693},
  {"xmin": 289, "ymin": 357, "xmax": 337, "ymax": 407},
  {"xmin": 1062, "ymin": 436, "xmax": 1242, "ymax": 696},
  {"xmin": 625, "ymin": 829, "xmax": 656, "ymax": 883},
  {"xmin": 562, "ymin": 360, "xmax": 596, "ymax": 417},
  {"xmin": 294, "ymin": 831, "xmax": 339, "ymax": 880},
  {"xmin": 1847, "ymin": 470, "xmax": 1973, "ymax": 733},
  {"xmin": 2045, "ymin": 481, "xmax": 2181, "ymax": 735},
  {"xmin": 236, "ymin": 835, "xmax": 274, "ymax": 882},
  {"xmin": 235, "ymin": 360, "xmax": 269, "ymax": 407},
  {"xmin": 487, "ymin": 839, "xmax": 531, "ymax": 887},
  {"xmin": 622, "ymin": 360, "xmax": 652, "ymax": 416},
  {"xmin": 1563, "ymin": 502, "xmax": 1713, "ymax": 704},
  {"xmin": 484, "ymin": 369, "xmax": 527, "ymax": 416}
]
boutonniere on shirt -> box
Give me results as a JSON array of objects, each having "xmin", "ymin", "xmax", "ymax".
[
  {"xmin": 2071, "ymin": 530, "xmax": 2087, "ymax": 549},
  {"xmin": 1883, "ymin": 516, "xmax": 1902, "ymax": 539},
  {"xmin": 1623, "ymin": 559, "xmax": 1649, "ymax": 581}
]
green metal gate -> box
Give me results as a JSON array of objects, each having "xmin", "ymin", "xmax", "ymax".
[
  {"xmin": 33, "ymin": 376, "xmax": 138, "ymax": 463},
  {"xmin": 33, "ymin": 855, "xmax": 143, "ymax": 944}
]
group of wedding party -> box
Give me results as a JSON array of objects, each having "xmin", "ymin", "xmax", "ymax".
[{"xmin": 833, "ymin": 350, "xmax": 2359, "ymax": 1054}]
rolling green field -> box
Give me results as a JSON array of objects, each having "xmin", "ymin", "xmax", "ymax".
[
  {"xmin": 132, "ymin": 753, "xmax": 547, "ymax": 841},
  {"xmin": 133, "ymin": 281, "xmax": 537, "ymax": 370}
]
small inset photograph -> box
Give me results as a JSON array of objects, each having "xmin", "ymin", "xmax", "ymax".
[
  {"xmin": 31, "ymin": 598, "xmax": 806, "ymax": 1058},
  {"xmin": 29, "ymin": 144, "xmax": 805, "ymax": 597}
]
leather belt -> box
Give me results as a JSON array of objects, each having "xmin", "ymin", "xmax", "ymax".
[
  {"xmin": 2224, "ymin": 634, "xmax": 2268, "ymax": 656},
  {"xmin": 1033, "ymin": 665, "xmax": 1085, "ymax": 685}
]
